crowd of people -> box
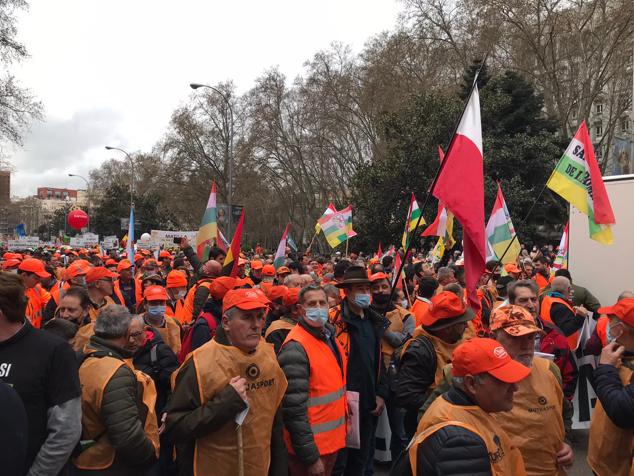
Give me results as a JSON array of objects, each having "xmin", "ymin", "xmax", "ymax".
[{"xmin": 1, "ymin": 237, "xmax": 633, "ymax": 476}]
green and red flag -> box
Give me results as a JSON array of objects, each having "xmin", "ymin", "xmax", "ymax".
[
  {"xmin": 401, "ymin": 193, "xmax": 424, "ymax": 249},
  {"xmin": 196, "ymin": 181, "xmax": 218, "ymax": 260},
  {"xmin": 273, "ymin": 224, "xmax": 290, "ymax": 270},
  {"xmin": 222, "ymin": 209, "xmax": 245, "ymax": 277}
]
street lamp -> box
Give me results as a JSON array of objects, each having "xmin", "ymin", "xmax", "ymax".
[
  {"xmin": 190, "ymin": 82, "xmax": 235, "ymax": 238},
  {"xmin": 105, "ymin": 146, "xmax": 135, "ymax": 208}
]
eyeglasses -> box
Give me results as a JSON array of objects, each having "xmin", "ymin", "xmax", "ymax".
[{"xmin": 129, "ymin": 331, "xmax": 144, "ymax": 339}]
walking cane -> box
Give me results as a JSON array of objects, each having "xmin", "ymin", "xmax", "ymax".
[{"xmin": 237, "ymin": 424, "xmax": 244, "ymax": 476}]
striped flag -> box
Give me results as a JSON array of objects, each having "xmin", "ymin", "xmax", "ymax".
[
  {"xmin": 217, "ymin": 227, "xmax": 229, "ymax": 252},
  {"xmin": 551, "ymin": 223, "xmax": 569, "ymax": 276},
  {"xmin": 287, "ymin": 233, "xmax": 298, "ymax": 252},
  {"xmin": 340, "ymin": 205, "xmax": 357, "ymax": 239},
  {"xmin": 381, "ymin": 245, "xmax": 396, "ymax": 260},
  {"xmin": 546, "ymin": 121, "xmax": 615, "ymax": 244},
  {"xmin": 318, "ymin": 207, "xmax": 350, "ymax": 249},
  {"xmin": 222, "ymin": 209, "xmax": 245, "ymax": 277},
  {"xmin": 422, "ymin": 203, "xmax": 456, "ymax": 249},
  {"xmin": 402, "ymin": 193, "xmax": 424, "ymax": 249},
  {"xmin": 485, "ymin": 183, "xmax": 521, "ymax": 264},
  {"xmin": 315, "ymin": 203, "xmax": 337, "ymax": 233},
  {"xmin": 274, "ymin": 224, "xmax": 290, "ymax": 270},
  {"xmin": 196, "ymin": 182, "xmax": 219, "ymax": 260}
]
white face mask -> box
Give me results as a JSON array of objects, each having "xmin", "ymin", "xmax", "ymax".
[{"xmin": 175, "ymin": 290, "xmax": 186, "ymax": 300}]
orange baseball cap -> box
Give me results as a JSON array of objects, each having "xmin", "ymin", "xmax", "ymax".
[
  {"xmin": 144, "ymin": 285, "xmax": 169, "ymax": 301},
  {"xmin": 490, "ymin": 305, "xmax": 544, "ymax": 337},
  {"xmin": 117, "ymin": 259, "xmax": 133, "ymax": 272},
  {"xmin": 504, "ymin": 263, "xmax": 521, "ymax": 274},
  {"xmin": 209, "ymin": 276, "xmax": 237, "ymax": 300},
  {"xmin": 369, "ymin": 272, "xmax": 390, "ymax": 283},
  {"xmin": 262, "ymin": 264, "xmax": 276, "ymax": 277},
  {"xmin": 65, "ymin": 262, "xmax": 90, "ymax": 280},
  {"xmin": 105, "ymin": 259, "xmax": 118, "ymax": 267},
  {"xmin": 238, "ymin": 258, "xmax": 247, "ymax": 266},
  {"xmin": 277, "ymin": 266, "xmax": 291, "ymax": 276},
  {"xmin": 143, "ymin": 259, "xmax": 159, "ymax": 267},
  {"xmin": 18, "ymin": 258, "xmax": 50, "ymax": 278},
  {"xmin": 86, "ymin": 267, "xmax": 118, "ymax": 284},
  {"xmin": 159, "ymin": 250, "xmax": 173, "ymax": 259},
  {"xmin": 2, "ymin": 258, "xmax": 21, "ymax": 269},
  {"xmin": 419, "ymin": 291, "xmax": 474, "ymax": 330},
  {"xmin": 283, "ymin": 287, "xmax": 300, "ymax": 307},
  {"xmin": 222, "ymin": 288, "xmax": 270, "ymax": 313},
  {"xmin": 250, "ymin": 260, "xmax": 263, "ymax": 270},
  {"xmin": 166, "ymin": 270, "xmax": 188, "ymax": 288},
  {"xmin": 453, "ymin": 337, "xmax": 531, "ymax": 383},
  {"xmin": 599, "ymin": 298, "xmax": 634, "ymax": 328},
  {"xmin": 268, "ymin": 285, "xmax": 288, "ymax": 303}
]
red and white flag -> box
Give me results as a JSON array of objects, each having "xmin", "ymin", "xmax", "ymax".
[{"xmin": 432, "ymin": 86, "xmax": 485, "ymax": 310}]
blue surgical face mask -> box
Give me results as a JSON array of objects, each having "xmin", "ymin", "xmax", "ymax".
[
  {"xmin": 353, "ymin": 293, "xmax": 371, "ymax": 309},
  {"xmin": 304, "ymin": 307, "xmax": 328, "ymax": 327},
  {"xmin": 401, "ymin": 299, "xmax": 409, "ymax": 309},
  {"xmin": 147, "ymin": 305, "xmax": 166, "ymax": 317}
]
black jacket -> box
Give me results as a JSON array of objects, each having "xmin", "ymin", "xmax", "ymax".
[
  {"xmin": 277, "ymin": 320, "xmax": 343, "ymax": 466},
  {"xmin": 594, "ymin": 363, "xmax": 634, "ymax": 429},
  {"xmin": 390, "ymin": 387, "xmax": 492, "ymax": 476},
  {"xmin": 133, "ymin": 327, "xmax": 179, "ymax": 415}
]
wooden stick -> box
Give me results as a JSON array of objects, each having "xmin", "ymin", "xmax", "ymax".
[{"xmin": 237, "ymin": 425, "xmax": 244, "ymax": 476}]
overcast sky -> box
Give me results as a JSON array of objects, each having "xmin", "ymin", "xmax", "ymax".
[{"xmin": 8, "ymin": 0, "xmax": 401, "ymax": 197}]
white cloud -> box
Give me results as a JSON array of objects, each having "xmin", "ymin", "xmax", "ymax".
[{"xmin": 9, "ymin": 0, "xmax": 401, "ymax": 197}]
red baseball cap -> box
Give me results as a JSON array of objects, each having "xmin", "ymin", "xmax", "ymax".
[
  {"xmin": 369, "ymin": 272, "xmax": 390, "ymax": 283},
  {"xmin": 453, "ymin": 337, "xmax": 531, "ymax": 383},
  {"xmin": 18, "ymin": 258, "xmax": 50, "ymax": 278},
  {"xmin": 599, "ymin": 298, "xmax": 634, "ymax": 328},
  {"xmin": 2, "ymin": 258, "xmax": 21, "ymax": 269},
  {"xmin": 117, "ymin": 259, "xmax": 133, "ymax": 272},
  {"xmin": 283, "ymin": 287, "xmax": 300, "ymax": 307},
  {"xmin": 420, "ymin": 291, "xmax": 474, "ymax": 330},
  {"xmin": 166, "ymin": 270, "xmax": 188, "ymax": 288},
  {"xmin": 262, "ymin": 264, "xmax": 276, "ymax": 277},
  {"xmin": 222, "ymin": 288, "xmax": 270, "ymax": 313},
  {"xmin": 86, "ymin": 267, "xmax": 118, "ymax": 284},
  {"xmin": 144, "ymin": 285, "xmax": 169, "ymax": 302},
  {"xmin": 209, "ymin": 276, "xmax": 237, "ymax": 301},
  {"xmin": 250, "ymin": 260, "xmax": 263, "ymax": 270}
]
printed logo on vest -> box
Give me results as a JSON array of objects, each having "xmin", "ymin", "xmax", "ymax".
[
  {"xmin": 528, "ymin": 395, "xmax": 555, "ymax": 413},
  {"xmin": 488, "ymin": 434, "xmax": 505, "ymax": 464},
  {"xmin": 538, "ymin": 396, "xmax": 547, "ymax": 406},
  {"xmin": 246, "ymin": 363, "xmax": 261, "ymax": 380}
]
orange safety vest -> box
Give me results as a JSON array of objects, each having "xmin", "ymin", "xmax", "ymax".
[
  {"xmin": 540, "ymin": 295, "xmax": 581, "ymax": 350},
  {"xmin": 88, "ymin": 296, "xmax": 116, "ymax": 323},
  {"xmin": 281, "ymin": 324, "xmax": 348, "ymax": 457},
  {"xmin": 135, "ymin": 277, "xmax": 144, "ymax": 304},
  {"xmin": 25, "ymin": 284, "xmax": 51, "ymax": 329},
  {"xmin": 493, "ymin": 357, "xmax": 566, "ymax": 476},
  {"xmin": 73, "ymin": 323, "xmax": 95, "ymax": 352},
  {"xmin": 534, "ymin": 273, "xmax": 552, "ymax": 292},
  {"xmin": 148, "ymin": 315, "xmax": 182, "ymax": 355},
  {"xmin": 180, "ymin": 338, "xmax": 287, "ymax": 476},
  {"xmin": 114, "ymin": 280, "xmax": 134, "ymax": 308},
  {"xmin": 264, "ymin": 318, "xmax": 296, "ymax": 339},
  {"xmin": 587, "ymin": 361, "xmax": 634, "ymax": 476},
  {"xmin": 596, "ymin": 315, "xmax": 609, "ymax": 347},
  {"xmin": 166, "ymin": 298, "xmax": 186, "ymax": 324},
  {"xmin": 181, "ymin": 279, "xmax": 213, "ymax": 323},
  {"xmin": 411, "ymin": 298, "xmax": 432, "ymax": 328},
  {"xmin": 381, "ymin": 306, "xmax": 410, "ymax": 368},
  {"xmin": 411, "ymin": 394, "xmax": 526, "ymax": 475},
  {"xmin": 50, "ymin": 281, "xmax": 71, "ymax": 306},
  {"xmin": 73, "ymin": 351, "xmax": 159, "ymax": 470}
]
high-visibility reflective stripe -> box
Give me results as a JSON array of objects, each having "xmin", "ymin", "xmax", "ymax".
[
  {"xmin": 307, "ymin": 388, "xmax": 345, "ymax": 407},
  {"xmin": 311, "ymin": 416, "xmax": 346, "ymax": 435}
]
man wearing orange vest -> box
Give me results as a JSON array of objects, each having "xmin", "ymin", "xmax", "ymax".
[
  {"xmin": 165, "ymin": 288, "xmax": 288, "ymax": 476},
  {"xmin": 410, "ymin": 276, "xmax": 439, "ymax": 328},
  {"xmin": 278, "ymin": 285, "xmax": 347, "ymax": 476},
  {"xmin": 18, "ymin": 258, "xmax": 52, "ymax": 329},
  {"xmin": 533, "ymin": 255, "xmax": 552, "ymax": 291},
  {"xmin": 73, "ymin": 304, "xmax": 159, "ymax": 474},
  {"xmin": 165, "ymin": 270, "xmax": 188, "ymax": 324},
  {"xmin": 85, "ymin": 267, "xmax": 119, "ymax": 322},
  {"xmin": 588, "ymin": 297, "xmax": 634, "ymax": 475},
  {"xmin": 180, "ymin": 259, "xmax": 222, "ymax": 324},
  {"xmin": 141, "ymin": 285, "xmax": 182, "ymax": 355},
  {"xmin": 114, "ymin": 259, "xmax": 136, "ymax": 312},
  {"xmin": 400, "ymin": 338, "xmax": 529, "ymax": 476},
  {"xmin": 395, "ymin": 291, "xmax": 474, "ymax": 438}
]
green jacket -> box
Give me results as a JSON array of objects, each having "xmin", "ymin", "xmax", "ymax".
[
  {"xmin": 164, "ymin": 327, "xmax": 287, "ymax": 476},
  {"xmin": 74, "ymin": 336, "xmax": 157, "ymax": 476}
]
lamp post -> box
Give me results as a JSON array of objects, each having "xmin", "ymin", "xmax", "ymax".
[
  {"xmin": 105, "ymin": 146, "xmax": 135, "ymax": 208},
  {"xmin": 190, "ymin": 82, "xmax": 235, "ymax": 238},
  {"xmin": 68, "ymin": 173, "xmax": 91, "ymax": 222}
]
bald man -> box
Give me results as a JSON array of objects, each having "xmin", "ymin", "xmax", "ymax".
[{"xmin": 541, "ymin": 277, "xmax": 589, "ymax": 338}]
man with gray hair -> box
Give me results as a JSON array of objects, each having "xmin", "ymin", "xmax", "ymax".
[
  {"xmin": 72, "ymin": 305, "xmax": 159, "ymax": 474},
  {"xmin": 284, "ymin": 273, "xmax": 303, "ymax": 289},
  {"xmin": 436, "ymin": 267, "xmax": 457, "ymax": 287}
]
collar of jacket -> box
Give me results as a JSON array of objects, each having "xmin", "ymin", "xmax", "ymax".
[
  {"xmin": 88, "ymin": 335, "xmax": 134, "ymax": 360},
  {"xmin": 444, "ymin": 385, "xmax": 478, "ymax": 407},
  {"xmin": 547, "ymin": 291, "xmax": 567, "ymax": 300}
]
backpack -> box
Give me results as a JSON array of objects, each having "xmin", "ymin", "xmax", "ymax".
[{"xmin": 177, "ymin": 312, "xmax": 217, "ymax": 363}]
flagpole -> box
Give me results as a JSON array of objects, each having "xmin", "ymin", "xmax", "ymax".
[
  {"xmin": 388, "ymin": 55, "xmax": 490, "ymax": 300},
  {"xmin": 306, "ymin": 231, "xmax": 318, "ymax": 253},
  {"xmin": 345, "ymin": 236, "xmax": 349, "ymax": 258}
]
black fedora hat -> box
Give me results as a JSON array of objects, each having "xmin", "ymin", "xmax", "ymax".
[{"xmin": 335, "ymin": 265, "xmax": 371, "ymax": 288}]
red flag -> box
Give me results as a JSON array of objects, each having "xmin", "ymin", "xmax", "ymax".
[
  {"xmin": 432, "ymin": 86, "xmax": 485, "ymax": 309},
  {"xmin": 221, "ymin": 209, "xmax": 245, "ymax": 277},
  {"xmin": 392, "ymin": 253, "xmax": 403, "ymax": 290}
]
